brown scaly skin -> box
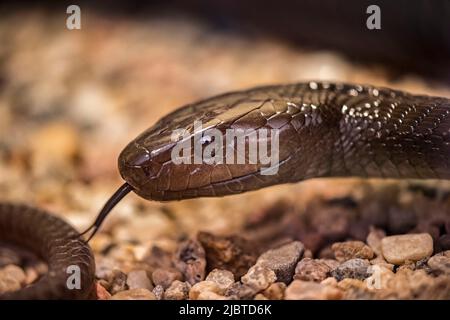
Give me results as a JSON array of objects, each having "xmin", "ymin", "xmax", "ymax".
[
  {"xmin": 119, "ymin": 82, "xmax": 450, "ymax": 201},
  {"xmin": 0, "ymin": 203, "xmax": 95, "ymax": 299}
]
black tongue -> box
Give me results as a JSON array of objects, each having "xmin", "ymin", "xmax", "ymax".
[{"xmin": 79, "ymin": 182, "xmax": 133, "ymax": 242}]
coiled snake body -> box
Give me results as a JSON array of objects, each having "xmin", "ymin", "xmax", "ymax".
[{"xmin": 1, "ymin": 82, "xmax": 449, "ymax": 299}]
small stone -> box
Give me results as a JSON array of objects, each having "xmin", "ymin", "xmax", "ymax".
[
  {"xmin": 331, "ymin": 258, "xmax": 370, "ymax": 281},
  {"xmin": 111, "ymin": 288, "xmax": 156, "ymax": 300},
  {"xmin": 189, "ymin": 281, "xmax": 221, "ymax": 300},
  {"xmin": 294, "ymin": 258, "xmax": 331, "ymax": 282},
  {"xmin": 332, "ymin": 241, "xmax": 374, "ymax": 262},
  {"xmin": 0, "ymin": 265, "xmax": 25, "ymax": 294},
  {"xmin": 197, "ymin": 232, "xmax": 257, "ymax": 278},
  {"xmin": 95, "ymin": 282, "xmax": 111, "ymax": 300},
  {"xmin": 285, "ymin": 280, "xmax": 343, "ymax": 300},
  {"xmin": 254, "ymin": 293, "xmax": 268, "ymax": 300},
  {"xmin": 164, "ymin": 280, "xmax": 191, "ymax": 300},
  {"xmin": 427, "ymin": 252, "xmax": 450, "ymax": 274},
  {"xmin": 152, "ymin": 268, "xmax": 183, "ymax": 289},
  {"xmin": 381, "ymin": 233, "xmax": 433, "ymax": 265},
  {"xmin": 320, "ymin": 277, "xmax": 338, "ymax": 286},
  {"xmin": 241, "ymin": 265, "xmax": 277, "ymax": 292},
  {"xmin": 0, "ymin": 265, "xmax": 26, "ymax": 285},
  {"xmin": 205, "ymin": 269, "xmax": 234, "ymax": 292},
  {"xmin": 197, "ymin": 291, "xmax": 228, "ymax": 300},
  {"xmin": 224, "ymin": 282, "xmax": 256, "ymax": 300},
  {"xmin": 364, "ymin": 265, "xmax": 395, "ymax": 290},
  {"xmin": 108, "ymin": 270, "xmax": 128, "ymax": 294},
  {"xmin": 256, "ymin": 241, "xmax": 304, "ymax": 283},
  {"xmin": 262, "ymin": 282, "xmax": 286, "ymax": 300},
  {"xmin": 366, "ymin": 227, "xmax": 386, "ymax": 256},
  {"xmin": 126, "ymin": 270, "xmax": 153, "ymax": 290},
  {"xmin": 152, "ymin": 285, "xmax": 165, "ymax": 300},
  {"xmin": 438, "ymin": 234, "xmax": 450, "ymax": 251},
  {"xmin": 174, "ymin": 239, "xmax": 206, "ymax": 285}
]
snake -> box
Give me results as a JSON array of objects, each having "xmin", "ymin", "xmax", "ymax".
[{"xmin": 1, "ymin": 81, "xmax": 449, "ymax": 299}]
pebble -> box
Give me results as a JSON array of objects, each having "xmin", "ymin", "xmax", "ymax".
[
  {"xmin": 241, "ymin": 265, "xmax": 277, "ymax": 292},
  {"xmin": 254, "ymin": 293, "xmax": 268, "ymax": 300},
  {"xmin": 111, "ymin": 288, "xmax": 156, "ymax": 300},
  {"xmin": 366, "ymin": 227, "xmax": 386, "ymax": 256},
  {"xmin": 331, "ymin": 258, "xmax": 371, "ymax": 281},
  {"xmin": 427, "ymin": 251, "xmax": 450, "ymax": 274},
  {"xmin": 364, "ymin": 265, "xmax": 395, "ymax": 290},
  {"xmin": 126, "ymin": 270, "xmax": 153, "ymax": 290},
  {"xmin": 285, "ymin": 280, "xmax": 343, "ymax": 300},
  {"xmin": 174, "ymin": 239, "xmax": 206, "ymax": 285},
  {"xmin": 205, "ymin": 269, "xmax": 235, "ymax": 292},
  {"xmin": 197, "ymin": 291, "xmax": 228, "ymax": 300},
  {"xmin": 164, "ymin": 280, "xmax": 191, "ymax": 300},
  {"xmin": 0, "ymin": 265, "xmax": 26, "ymax": 294},
  {"xmin": 189, "ymin": 280, "xmax": 221, "ymax": 300},
  {"xmin": 262, "ymin": 282, "xmax": 286, "ymax": 300},
  {"xmin": 108, "ymin": 270, "xmax": 128, "ymax": 294},
  {"xmin": 224, "ymin": 282, "xmax": 257, "ymax": 300},
  {"xmin": 332, "ymin": 241, "xmax": 374, "ymax": 262},
  {"xmin": 95, "ymin": 282, "xmax": 111, "ymax": 300},
  {"xmin": 381, "ymin": 233, "xmax": 433, "ymax": 265},
  {"xmin": 152, "ymin": 268, "xmax": 183, "ymax": 289},
  {"xmin": 256, "ymin": 241, "xmax": 304, "ymax": 283},
  {"xmin": 152, "ymin": 285, "xmax": 165, "ymax": 300},
  {"xmin": 294, "ymin": 258, "xmax": 331, "ymax": 282},
  {"xmin": 197, "ymin": 231, "xmax": 257, "ymax": 278}
]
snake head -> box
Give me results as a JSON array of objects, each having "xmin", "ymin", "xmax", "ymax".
[{"xmin": 118, "ymin": 89, "xmax": 293, "ymax": 201}]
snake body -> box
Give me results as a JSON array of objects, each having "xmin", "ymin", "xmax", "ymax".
[{"xmin": 1, "ymin": 81, "xmax": 449, "ymax": 299}]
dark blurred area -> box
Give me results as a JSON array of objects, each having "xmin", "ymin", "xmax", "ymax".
[{"xmin": 2, "ymin": 0, "xmax": 450, "ymax": 82}]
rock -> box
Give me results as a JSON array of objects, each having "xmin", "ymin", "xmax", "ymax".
[
  {"xmin": 142, "ymin": 245, "xmax": 174, "ymax": 270},
  {"xmin": 108, "ymin": 270, "xmax": 128, "ymax": 294},
  {"xmin": 198, "ymin": 232, "xmax": 257, "ymax": 279},
  {"xmin": 320, "ymin": 277, "xmax": 338, "ymax": 286},
  {"xmin": 331, "ymin": 258, "xmax": 370, "ymax": 281},
  {"xmin": 152, "ymin": 285, "xmax": 165, "ymax": 300},
  {"xmin": 197, "ymin": 291, "xmax": 228, "ymax": 300},
  {"xmin": 366, "ymin": 227, "xmax": 386, "ymax": 256},
  {"xmin": 381, "ymin": 233, "xmax": 433, "ymax": 265},
  {"xmin": 164, "ymin": 280, "xmax": 191, "ymax": 300},
  {"xmin": 205, "ymin": 269, "xmax": 235, "ymax": 292},
  {"xmin": 364, "ymin": 265, "xmax": 395, "ymax": 290},
  {"xmin": 0, "ymin": 265, "xmax": 26, "ymax": 294},
  {"xmin": 256, "ymin": 241, "xmax": 304, "ymax": 283},
  {"xmin": 332, "ymin": 241, "xmax": 374, "ymax": 262},
  {"xmin": 126, "ymin": 270, "xmax": 153, "ymax": 290},
  {"xmin": 111, "ymin": 288, "xmax": 156, "ymax": 300},
  {"xmin": 241, "ymin": 265, "xmax": 277, "ymax": 292},
  {"xmin": 337, "ymin": 278, "xmax": 373, "ymax": 299},
  {"xmin": 224, "ymin": 282, "xmax": 257, "ymax": 300},
  {"xmin": 174, "ymin": 239, "xmax": 206, "ymax": 285},
  {"xmin": 427, "ymin": 252, "xmax": 450, "ymax": 274},
  {"xmin": 1, "ymin": 265, "xmax": 26, "ymax": 285},
  {"xmin": 189, "ymin": 281, "xmax": 221, "ymax": 300},
  {"xmin": 95, "ymin": 282, "xmax": 111, "ymax": 300},
  {"xmin": 294, "ymin": 258, "xmax": 331, "ymax": 282},
  {"xmin": 285, "ymin": 280, "xmax": 343, "ymax": 300},
  {"xmin": 254, "ymin": 293, "xmax": 268, "ymax": 300},
  {"xmin": 152, "ymin": 268, "xmax": 183, "ymax": 289},
  {"xmin": 262, "ymin": 282, "xmax": 286, "ymax": 300},
  {"xmin": 95, "ymin": 256, "xmax": 118, "ymax": 280}
]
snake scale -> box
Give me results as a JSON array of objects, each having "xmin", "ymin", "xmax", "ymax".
[{"xmin": 1, "ymin": 81, "xmax": 449, "ymax": 299}]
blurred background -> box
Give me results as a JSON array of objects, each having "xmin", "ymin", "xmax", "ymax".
[{"xmin": 0, "ymin": 0, "xmax": 449, "ymax": 279}]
